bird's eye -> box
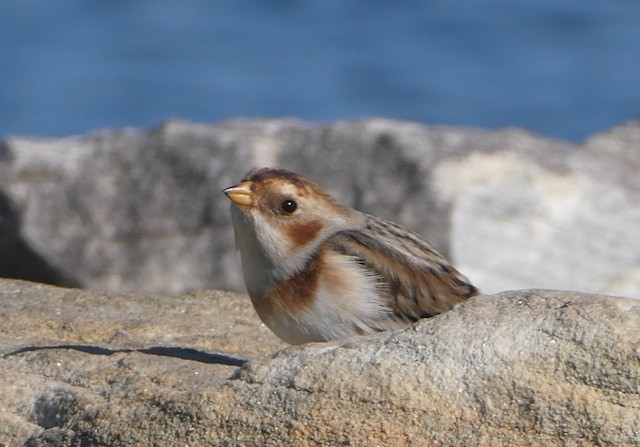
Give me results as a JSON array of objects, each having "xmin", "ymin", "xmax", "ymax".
[{"xmin": 281, "ymin": 199, "xmax": 297, "ymax": 214}]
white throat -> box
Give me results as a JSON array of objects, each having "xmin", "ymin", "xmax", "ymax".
[{"xmin": 230, "ymin": 205, "xmax": 350, "ymax": 290}]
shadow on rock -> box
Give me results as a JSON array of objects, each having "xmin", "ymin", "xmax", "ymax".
[
  {"xmin": 3, "ymin": 344, "xmax": 247, "ymax": 367},
  {"xmin": 0, "ymin": 191, "xmax": 80, "ymax": 287}
]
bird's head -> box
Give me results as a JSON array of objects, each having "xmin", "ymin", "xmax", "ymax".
[{"xmin": 224, "ymin": 168, "xmax": 356, "ymax": 279}]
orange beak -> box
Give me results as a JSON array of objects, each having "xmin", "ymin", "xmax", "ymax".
[{"xmin": 224, "ymin": 181, "xmax": 254, "ymax": 207}]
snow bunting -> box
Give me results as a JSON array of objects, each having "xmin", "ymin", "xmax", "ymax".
[{"xmin": 224, "ymin": 167, "xmax": 478, "ymax": 344}]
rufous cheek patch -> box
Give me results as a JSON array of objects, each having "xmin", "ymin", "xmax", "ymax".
[{"xmin": 284, "ymin": 220, "xmax": 323, "ymax": 248}]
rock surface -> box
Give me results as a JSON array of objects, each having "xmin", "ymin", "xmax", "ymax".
[
  {"xmin": 1, "ymin": 119, "xmax": 639, "ymax": 297},
  {"xmin": 0, "ymin": 278, "xmax": 638, "ymax": 446}
]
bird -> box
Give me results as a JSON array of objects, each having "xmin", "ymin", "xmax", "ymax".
[{"xmin": 224, "ymin": 167, "xmax": 478, "ymax": 344}]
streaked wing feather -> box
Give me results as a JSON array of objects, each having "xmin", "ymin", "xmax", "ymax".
[{"xmin": 325, "ymin": 215, "xmax": 478, "ymax": 322}]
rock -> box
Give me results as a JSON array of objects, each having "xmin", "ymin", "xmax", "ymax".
[
  {"xmin": 0, "ymin": 278, "xmax": 286, "ymax": 446},
  {"xmin": 0, "ymin": 279, "xmax": 638, "ymax": 446},
  {"xmin": 1, "ymin": 119, "xmax": 640, "ymax": 297}
]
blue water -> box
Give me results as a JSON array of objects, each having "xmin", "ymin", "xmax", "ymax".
[{"xmin": 1, "ymin": 1, "xmax": 639, "ymax": 142}]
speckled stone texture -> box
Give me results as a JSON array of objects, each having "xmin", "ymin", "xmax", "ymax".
[{"xmin": 1, "ymin": 279, "xmax": 638, "ymax": 446}]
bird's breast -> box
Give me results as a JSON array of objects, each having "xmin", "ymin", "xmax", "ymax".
[
  {"xmin": 247, "ymin": 253, "xmax": 320, "ymax": 320},
  {"xmin": 247, "ymin": 246, "xmax": 394, "ymax": 344}
]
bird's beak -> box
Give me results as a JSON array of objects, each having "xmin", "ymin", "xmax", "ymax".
[{"xmin": 224, "ymin": 181, "xmax": 254, "ymax": 207}]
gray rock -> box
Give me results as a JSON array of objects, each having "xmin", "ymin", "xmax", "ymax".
[
  {"xmin": 1, "ymin": 119, "xmax": 640, "ymax": 297},
  {"xmin": 0, "ymin": 279, "xmax": 638, "ymax": 446}
]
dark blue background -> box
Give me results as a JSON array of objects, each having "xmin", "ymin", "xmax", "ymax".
[{"xmin": 1, "ymin": 1, "xmax": 639, "ymax": 142}]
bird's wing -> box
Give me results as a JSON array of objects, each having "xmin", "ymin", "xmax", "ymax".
[{"xmin": 324, "ymin": 215, "xmax": 478, "ymax": 322}]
